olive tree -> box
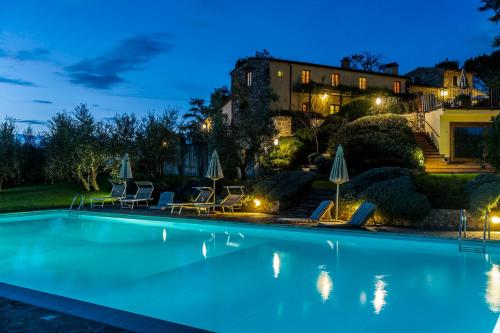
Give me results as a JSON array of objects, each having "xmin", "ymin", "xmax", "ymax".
[{"xmin": 0, "ymin": 118, "xmax": 19, "ymax": 190}]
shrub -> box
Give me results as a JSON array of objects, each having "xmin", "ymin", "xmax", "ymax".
[
  {"xmin": 339, "ymin": 114, "xmax": 424, "ymax": 174},
  {"xmin": 485, "ymin": 114, "xmax": 500, "ymax": 171},
  {"xmin": 469, "ymin": 182, "xmax": 500, "ymax": 217},
  {"xmin": 339, "ymin": 98, "xmax": 372, "ymax": 121},
  {"xmin": 414, "ymin": 174, "xmax": 476, "ymax": 209},
  {"xmin": 343, "ymin": 167, "xmax": 411, "ymax": 195},
  {"xmin": 360, "ymin": 176, "xmax": 431, "ymax": 221},
  {"xmin": 341, "ymin": 167, "xmax": 431, "ymax": 223},
  {"xmin": 251, "ymin": 171, "xmax": 315, "ymax": 210},
  {"xmin": 262, "ymin": 137, "xmax": 304, "ymax": 169},
  {"xmin": 466, "ymin": 174, "xmax": 500, "ymax": 216}
]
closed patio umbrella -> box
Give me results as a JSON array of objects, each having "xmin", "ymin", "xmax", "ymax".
[
  {"xmin": 459, "ymin": 68, "xmax": 468, "ymax": 89},
  {"xmin": 119, "ymin": 153, "xmax": 133, "ymax": 180},
  {"xmin": 329, "ymin": 145, "xmax": 349, "ymax": 221},
  {"xmin": 206, "ymin": 149, "xmax": 224, "ymax": 204}
]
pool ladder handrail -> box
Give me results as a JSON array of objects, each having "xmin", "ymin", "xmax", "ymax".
[
  {"xmin": 458, "ymin": 209, "xmax": 489, "ymax": 252},
  {"xmin": 69, "ymin": 194, "xmax": 85, "ymax": 215}
]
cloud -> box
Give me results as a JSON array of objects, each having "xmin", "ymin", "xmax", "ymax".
[
  {"xmin": 15, "ymin": 48, "xmax": 50, "ymax": 61},
  {"xmin": 32, "ymin": 99, "xmax": 52, "ymax": 104},
  {"xmin": 0, "ymin": 76, "xmax": 36, "ymax": 86},
  {"xmin": 0, "ymin": 47, "xmax": 50, "ymax": 61},
  {"xmin": 15, "ymin": 119, "xmax": 47, "ymax": 125},
  {"xmin": 65, "ymin": 33, "xmax": 174, "ymax": 89}
]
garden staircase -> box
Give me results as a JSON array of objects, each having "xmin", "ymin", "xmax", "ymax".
[
  {"xmin": 414, "ymin": 133, "xmax": 494, "ymax": 173},
  {"xmin": 284, "ymin": 188, "xmax": 336, "ymax": 217}
]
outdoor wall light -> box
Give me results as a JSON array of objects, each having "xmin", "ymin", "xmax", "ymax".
[
  {"xmin": 375, "ymin": 97, "xmax": 382, "ymax": 105},
  {"xmin": 321, "ymin": 93, "xmax": 328, "ymax": 101},
  {"xmin": 440, "ymin": 90, "xmax": 448, "ymax": 97}
]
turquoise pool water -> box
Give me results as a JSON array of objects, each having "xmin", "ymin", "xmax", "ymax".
[{"xmin": 0, "ymin": 211, "xmax": 499, "ymax": 332}]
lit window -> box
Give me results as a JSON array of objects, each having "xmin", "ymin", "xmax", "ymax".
[
  {"xmin": 393, "ymin": 81, "xmax": 401, "ymax": 94},
  {"xmin": 329, "ymin": 104, "xmax": 340, "ymax": 114},
  {"xmin": 246, "ymin": 71, "xmax": 253, "ymax": 87},
  {"xmin": 277, "ymin": 70, "xmax": 284, "ymax": 78},
  {"xmin": 302, "ymin": 70, "xmax": 311, "ymax": 84},
  {"xmin": 359, "ymin": 77, "xmax": 367, "ymax": 90},
  {"xmin": 301, "ymin": 102, "xmax": 309, "ymax": 112},
  {"xmin": 331, "ymin": 73, "xmax": 340, "ymax": 86},
  {"xmin": 452, "ymin": 75, "xmax": 458, "ymax": 87}
]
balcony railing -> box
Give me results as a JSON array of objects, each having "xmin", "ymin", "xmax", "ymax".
[{"xmin": 420, "ymin": 87, "xmax": 500, "ymax": 112}]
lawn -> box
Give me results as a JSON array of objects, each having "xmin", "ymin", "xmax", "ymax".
[{"xmin": 0, "ymin": 183, "xmax": 110, "ymax": 213}]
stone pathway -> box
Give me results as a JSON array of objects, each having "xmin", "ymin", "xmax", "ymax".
[{"xmin": 0, "ymin": 297, "xmax": 129, "ymax": 332}]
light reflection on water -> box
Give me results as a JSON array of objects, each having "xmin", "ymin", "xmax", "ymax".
[
  {"xmin": 162, "ymin": 228, "xmax": 167, "ymax": 243},
  {"xmin": 316, "ymin": 268, "xmax": 333, "ymax": 302},
  {"xmin": 486, "ymin": 264, "xmax": 500, "ymax": 312},
  {"xmin": 273, "ymin": 253, "xmax": 280, "ymax": 279},
  {"xmin": 372, "ymin": 275, "xmax": 388, "ymax": 314}
]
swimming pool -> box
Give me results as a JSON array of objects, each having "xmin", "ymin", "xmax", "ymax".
[{"xmin": 0, "ymin": 210, "xmax": 498, "ymax": 332}]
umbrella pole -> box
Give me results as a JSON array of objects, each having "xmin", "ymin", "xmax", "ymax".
[
  {"xmin": 335, "ymin": 184, "xmax": 339, "ymax": 221},
  {"xmin": 213, "ymin": 179, "xmax": 216, "ymax": 204}
]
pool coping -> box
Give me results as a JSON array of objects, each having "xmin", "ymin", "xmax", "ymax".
[
  {"xmin": 0, "ymin": 282, "xmax": 211, "ymax": 333},
  {"xmin": 6, "ymin": 208, "xmax": 499, "ymax": 248}
]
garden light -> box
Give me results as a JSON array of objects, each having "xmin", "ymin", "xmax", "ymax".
[
  {"xmin": 273, "ymin": 138, "xmax": 279, "ymax": 146},
  {"xmin": 375, "ymin": 97, "xmax": 382, "ymax": 105},
  {"xmin": 492, "ymin": 215, "xmax": 500, "ymax": 224},
  {"xmin": 254, "ymin": 198, "xmax": 261, "ymax": 207},
  {"xmin": 321, "ymin": 93, "xmax": 328, "ymax": 101}
]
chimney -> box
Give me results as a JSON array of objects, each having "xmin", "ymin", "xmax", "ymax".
[
  {"xmin": 341, "ymin": 57, "xmax": 351, "ymax": 69},
  {"xmin": 380, "ymin": 62, "xmax": 399, "ymax": 75}
]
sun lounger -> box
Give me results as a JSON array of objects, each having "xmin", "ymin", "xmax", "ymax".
[
  {"xmin": 276, "ymin": 200, "xmax": 334, "ymax": 223},
  {"xmin": 90, "ymin": 180, "xmax": 126, "ymax": 208},
  {"xmin": 120, "ymin": 181, "xmax": 154, "ymax": 209},
  {"xmin": 318, "ymin": 202, "xmax": 377, "ymax": 228},
  {"xmin": 196, "ymin": 186, "xmax": 246, "ymax": 215},
  {"xmin": 168, "ymin": 187, "xmax": 214, "ymax": 214},
  {"xmin": 149, "ymin": 192, "xmax": 174, "ymax": 210}
]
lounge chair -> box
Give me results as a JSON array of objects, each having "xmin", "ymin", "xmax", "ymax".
[
  {"xmin": 149, "ymin": 192, "xmax": 175, "ymax": 210},
  {"xmin": 120, "ymin": 181, "xmax": 154, "ymax": 209},
  {"xmin": 318, "ymin": 202, "xmax": 377, "ymax": 228},
  {"xmin": 276, "ymin": 200, "xmax": 334, "ymax": 223},
  {"xmin": 196, "ymin": 186, "xmax": 246, "ymax": 215},
  {"xmin": 168, "ymin": 187, "xmax": 214, "ymax": 214},
  {"xmin": 90, "ymin": 180, "xmax": 126, "ymax": 208}
]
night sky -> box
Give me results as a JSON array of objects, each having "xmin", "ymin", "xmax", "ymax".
[{"xmin": 0, "ymin": 0, "xmax": 497, "ymax": 130}]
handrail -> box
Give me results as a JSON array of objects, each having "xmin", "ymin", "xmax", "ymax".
[
  {"xmin": 423, "ymin": 119, "xmax": 440, "ymax": 139},
  {"xmin": 69, "ymin": 194, "xmax": 85, "ymax": 215}
]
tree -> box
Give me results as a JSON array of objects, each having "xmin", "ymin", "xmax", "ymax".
[
  {"xmin": 435, "ymin": 59, "xmax": 460, "ymax": 70},
  {"xmin": 0, "ymin": 118, "xmax": 19, "ymax": 191},
  {"xmin": 343, "ymin": 52, "xmax": 384, "ymax": 72},
  {"xmin": 136, "ymin": 108, "xmax": 179, "ymax": 180},
  {"xmin": 479, "ymin": 0, "xmax": 500, "ymax": 47},
  {"xmin": 45, "ymin": 104, "xmax": 110, "ymax": 191},
  {"xmin": 485, "ymin": 114, "xmax": 500, "ymax": 170},
  {"xmin": 19, "ymin": 126, "xmax": 44, "ymax": 184},
  {"xmin": 464, "ymin": 51, "xmax": 500, "ymax": 88}
]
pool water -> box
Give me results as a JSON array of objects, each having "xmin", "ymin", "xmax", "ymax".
[{"xmin": 0, "ymin": 211, "xmax": 499, "ymax": 332}]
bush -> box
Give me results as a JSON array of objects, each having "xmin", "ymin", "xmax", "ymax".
[
  {"xmin": 251, "ymin": 171, "xmax": 315, "ymax": 210},
  {"xmin": 339, "ymin": 114, "xmax": 424, "ymax": 174},
  {"xmin": 469, "ymin": 182, "xmax": 500, "ymax": 217},
  {"xmin": 263, "ymin": 137, "xmax": 304, "ymax": 169},
  {"xmin": 414, "ymin": 174, "xmax": 476, "ymax": 209},
  {"xmin": 360, "ymin": 176, "xmax": 431, "ymax": 221},
  {"xmin": 466, "ymin": 174, "xmax": 500, "ymax": 216},
  {"xmin": 341, "ymin": 167, "xmax": 431, "ymax": 223},
  {"xmin": 339, "ymin": 98, "xmax": 372, "ymax": 121}
]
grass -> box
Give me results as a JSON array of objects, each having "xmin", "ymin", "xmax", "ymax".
[
  {"xmin": 414, "ymin": 173, "xmax": 478, "ymax": 209},
  {"xmin": 0, "ymin": 182, "xmax": 110, "ymax": 213}
]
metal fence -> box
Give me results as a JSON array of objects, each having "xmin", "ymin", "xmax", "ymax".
[{"xmin": 419, "ymin": 87, "xmax": 500, "ymax": 113}]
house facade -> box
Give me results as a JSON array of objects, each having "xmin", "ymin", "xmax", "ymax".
[{"xmin": 230, "ymin": 56, "xmax": 408, "ymax": 136}]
